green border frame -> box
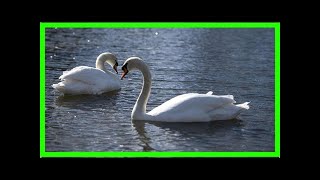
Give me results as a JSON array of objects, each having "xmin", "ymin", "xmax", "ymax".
[{"xmin": 40, "ymin": 22, "xmax": 280, "ymax": 158}]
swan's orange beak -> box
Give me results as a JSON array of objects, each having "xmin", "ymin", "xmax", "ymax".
[
  {"xmin": 121, "ymin": 67, "xmax": 128, "ymax": 80},
  {"xmin": 113, "ymin": 64, "xmax": 118, "ymax": 74}
]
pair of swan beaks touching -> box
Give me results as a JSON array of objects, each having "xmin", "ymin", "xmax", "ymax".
[{"xmin": 52, "ymin": 52, "xmax": 250, "ymax": 122}]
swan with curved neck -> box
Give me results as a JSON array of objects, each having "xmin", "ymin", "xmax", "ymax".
[
  {"xmin": 121, "ymin": 57, "xmax": 250, "ymax": 122},
  {"xmin": 52, "ymin": 52, "xmax": 121, "ymax": 95}
]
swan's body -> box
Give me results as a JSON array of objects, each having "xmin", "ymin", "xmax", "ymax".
[
  {"xmin": 121, "ymin": 57, "xmax": 250, "ymax": 122},
  {"xmin": 52, "ymin": 52, "xmax": 121, "ymax": 95}
]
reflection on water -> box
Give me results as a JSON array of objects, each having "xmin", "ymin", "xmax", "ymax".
[
  {"xmin": 46, "ymin": 28, "xmax": 275, "ymax": 152},
  {"xmin": 132, "ymin": 121, "xmax": 154, "ymax": 151},
  {"xmin": 132, "ymin": 119, "xmax": 244, "ymax": 151},
  {"xmin": 54, "ymin": 90, "xmax": 120, "ymax": 108}
]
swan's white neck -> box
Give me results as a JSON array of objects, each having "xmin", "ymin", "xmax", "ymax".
[
  {"xmin": 131, "ymin": 62, "xmax": 152, "ymax": 120},
  {"xmin": 96, "ymin": 58, "xmax": 113, "ymax": 72}
]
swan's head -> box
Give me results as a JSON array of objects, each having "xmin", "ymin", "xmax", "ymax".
[
  {"xmin": 97, "ymin": 52, "xmax": 119, "ymax": 74},
  {"xmin": 121, "ymin": 57, "xmax": 144, "ymax": 80}
]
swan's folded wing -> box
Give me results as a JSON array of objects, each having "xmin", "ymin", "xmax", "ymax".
[
  {"xmin": 149, "ymin": 93, "xmax": 235, "ymax": 116},
  {"xmin": 59, "ymin": 66, "xmax": 108, "ymax": 85},
  {"xmin": 60, "ymin": 66, "xmax": 94, "ymax": 79}
]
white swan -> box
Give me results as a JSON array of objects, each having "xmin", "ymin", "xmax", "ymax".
[
  {"xmin": 52, "ymin": 52, "xmax": 121, "ymax": 95},
  {"xmin": 121, "ymin": 57, "xmax": 250, "ymax": 122}
]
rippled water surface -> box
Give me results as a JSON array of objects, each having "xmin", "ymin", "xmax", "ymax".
[{"xmin": 45, "ymin": 28, "xmax": 274, "ymax": 152}]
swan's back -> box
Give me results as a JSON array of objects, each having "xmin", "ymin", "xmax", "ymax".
[
  {"xmin": 147, "ymin": 92, "xmax": 249, "ymax": 122},
  {"xmin": 60, "ymin": 66, "xmax": 116, "ymax": 83},
  {"xmin": 149, "ymin": 93, "xmax": 235, "ymax": 114},
  {"xmin": 52, "ymin": 66, "xmax": 120, "ymax": 95}
]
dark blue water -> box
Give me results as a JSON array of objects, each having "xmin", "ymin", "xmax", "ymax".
[{"xmin": 45, "ymin": 28, "xmax": 274, "ymax": 152}]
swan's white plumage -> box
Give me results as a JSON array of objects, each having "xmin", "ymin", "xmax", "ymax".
[
  {"xmin": 147, "ymin": 92, "xmax": 248, "ymax": 122},
  {"xmin": 52, "ymin": 66, "xmax": 120, "ymax": 95},
  {"xmin": 52, "ymin": 52, "xmax": 120, "ymax": 95},
  {"xmin": 206, "ymin": 91, "xmax": 213, "ymax": 95},
  {"xmin": 59, "ymin": 66, "xmax": 111, "ymax": 85},
  {"xmin": 122, "ymin": 57, "xmax": 250, "ymax": 122}
]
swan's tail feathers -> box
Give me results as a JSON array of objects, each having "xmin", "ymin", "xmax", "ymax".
[
  {"xmin": 52, "ymin": 83, "xmax": 59, "ymax": 89},
  {"xmin": 206, "ymin": 91, "xmax": 213, "ymax": 95},
  {"xmin": 237, "ymin": 102, "xmax": 250, "ymax": 110},
  {"xmin": 52, "ymin": 83, "xmax": 65, "ymax": 92}
]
